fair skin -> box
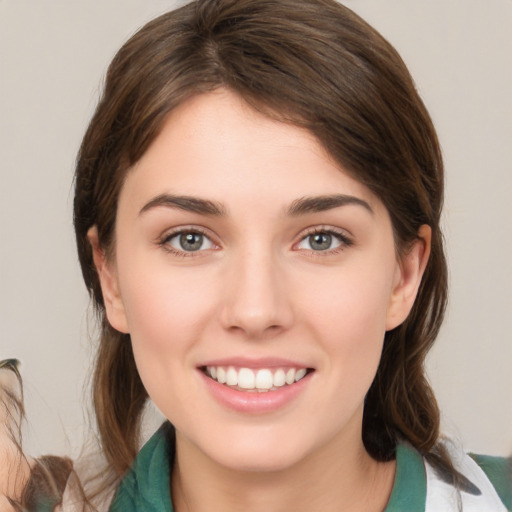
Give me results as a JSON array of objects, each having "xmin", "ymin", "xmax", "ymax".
[{"xmin": 90, "ymin": 89, "xmax": 430, "ymax": 512}]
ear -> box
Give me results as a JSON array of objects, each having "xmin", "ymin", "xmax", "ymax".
[
  {"xmin": 87, "ymin": 226, "xmax": 130, "ymax": 334},
  {"xmin": 386, "ymin": 225, "xmax": 431, "ymax": 331}
]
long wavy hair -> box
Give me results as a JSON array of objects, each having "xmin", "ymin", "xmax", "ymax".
[{"xmin": 73, "ymin": 0, "xmax": 448, "ymax": 488}]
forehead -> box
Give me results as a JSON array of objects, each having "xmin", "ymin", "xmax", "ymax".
[{"xmin": 120, "ymin": 89, "xmax": 382, "ymax": 215}]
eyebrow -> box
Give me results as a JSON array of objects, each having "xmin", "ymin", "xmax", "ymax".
[
  {"xmin": 287, "ymin": 194, "xmax": 373, "ymax": 216},
  {"xmin": 139, "ymin": 193, "xmax": 373, "ymax": 218},
  {"xmin": 139, "ymin": 194, "xmax": 227, "ymax": 216}
]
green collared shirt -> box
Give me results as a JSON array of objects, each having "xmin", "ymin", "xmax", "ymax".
[{"xmin": 110, "ymin": 423, "xmax": 432, "ymax": 512}]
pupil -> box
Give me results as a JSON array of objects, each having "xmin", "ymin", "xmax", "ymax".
[
  {"xmin": 180, "ymin": 232, "xmax": 203, "ymax": 251},
  {"xmin": 310, "ymin": 233, "xmax": 331, "ymax": 251}
]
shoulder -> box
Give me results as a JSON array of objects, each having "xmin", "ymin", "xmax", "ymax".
[
  {"xmin": 424, "ymin": 442, "xmax": 511, "ymax": 512},
  {"xmin": 388, "ymin": 441, "xmax": 511, "ymax": 512},
  {"xmin": 470, "ymin": 453, "xmax": 512, "ymax": 511},
  {"xmin": 109, "ymin": 423, "xmax": 174, "ymax": 512}
]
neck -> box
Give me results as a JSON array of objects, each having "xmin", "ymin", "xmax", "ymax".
[{"xmin": 171, "ymin": 429, "xmax": 395, "ymax": 512}]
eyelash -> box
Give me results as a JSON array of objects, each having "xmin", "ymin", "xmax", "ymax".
[
  {"xmin": 157, "ymin": 226, "xmax": 353, "ymax": 258},
  {"xmin": 295, "ymin": 227, "xmax": 353, "ymax": 256},
  {"xmin": 157, "ymin": 227, "xmax": 218, "ymax": 258}
]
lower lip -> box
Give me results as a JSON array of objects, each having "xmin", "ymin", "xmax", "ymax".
[{"xmin": 199, "ymin": 370, "xmax": 312, "ymax": 414}]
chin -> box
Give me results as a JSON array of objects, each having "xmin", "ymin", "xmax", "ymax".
[
  {"xmin": 194, "ymin": 427, "xmax": 315, "ymax": 474},
  {"xmin": 211, "ymin": 447, "xmax": 303, "ymax": 473}
]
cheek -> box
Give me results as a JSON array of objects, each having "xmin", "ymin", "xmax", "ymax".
[
  {"xmin": 120, "ymin": 265, "xmax": 213, "ymax": 332},
  {"xmin": 116, "ymin": 255, "xmax": 218, "ymax": 358},
  {"xmin": 295, "ymin": 258, "xmax": 397, "ymax": 387},
  {"xmin": 300, "ymin": 263, "xmax": 394, "ymax": 341},
  {"xmin": 116, "ymin": 259, "xmax": 220, "ymax": 419}
]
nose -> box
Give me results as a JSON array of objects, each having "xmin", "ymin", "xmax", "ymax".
[{"xmin": 219, "ymin": 248, "xmax": 294, "ymax": 339}]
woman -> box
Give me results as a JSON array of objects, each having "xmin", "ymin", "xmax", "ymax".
[{"xmin": 2, "ymin": 0, "xmax": 511, "ymax": 510}]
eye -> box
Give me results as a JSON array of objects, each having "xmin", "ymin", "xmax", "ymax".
[
  {"xmin": 162, "ymin": 229, "xmax": 216, "ymax": 253},
  {"xmin": 296, "ymin": 229, "xmax": 351, "ymax": 252}
]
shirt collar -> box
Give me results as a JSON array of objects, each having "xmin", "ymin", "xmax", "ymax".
[{"xmin": 111, "ymin": 424, "xmax": 426, "ymax": 512}]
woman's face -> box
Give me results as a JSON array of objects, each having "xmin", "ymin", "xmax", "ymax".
[{"xmin": 95, "ymin": 89, "xmax": 427, "ymax": 472}]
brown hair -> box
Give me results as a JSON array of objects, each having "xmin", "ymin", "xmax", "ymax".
[{"xmin": 74, "ymin": 0, "xmax": 448, "ymax": 482}]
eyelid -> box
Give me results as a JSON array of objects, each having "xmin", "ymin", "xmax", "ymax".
[
  {"xmin": 157, "ymin": 225, "xmax": 220, "ymax": 256},
  {"xmin": 293, "ymin": 226, "xmax": 353, "ymax": 254},
  {"xmin": 155, "ymin": 224, "xmax": 353, "ymax": 257}
]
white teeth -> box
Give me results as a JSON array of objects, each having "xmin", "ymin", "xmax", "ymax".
[
  {"xmin": 295, "ymin": 368, "xmax": 307, "ymax": 382},
  {"xmin": 217, "ymin": 367, "xmax": 226, "ymax": 384},
  {"xmin": 285, "ymin": 368, "xmax": 296, "ymax": 385},
  {"xmin": 238, "ymin": 368, "xmax": 255, "ymax": 389},
  {"xmin": 255, "ymin": 369, "xmax": 273, "ymax": 390},
  {"xmin": 273, "ymin": 369, "xmax": 286, "ymax": 387},
  {"xmin": 226, "ymin": 367, "xmax": 238, "ymax": 386},
  {"xmin": 205, "ymin": 366, "xmax": 309, "ymax": 391}
]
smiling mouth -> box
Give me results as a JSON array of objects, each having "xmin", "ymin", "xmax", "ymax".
[{"xmin": 201, "ymin": 366, "xmax": 313, "ymax": 392}]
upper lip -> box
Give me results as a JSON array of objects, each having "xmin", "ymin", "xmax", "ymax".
[{"xmin": 198, "ymin": 356, "xmax": 311, "ymax": 370}]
